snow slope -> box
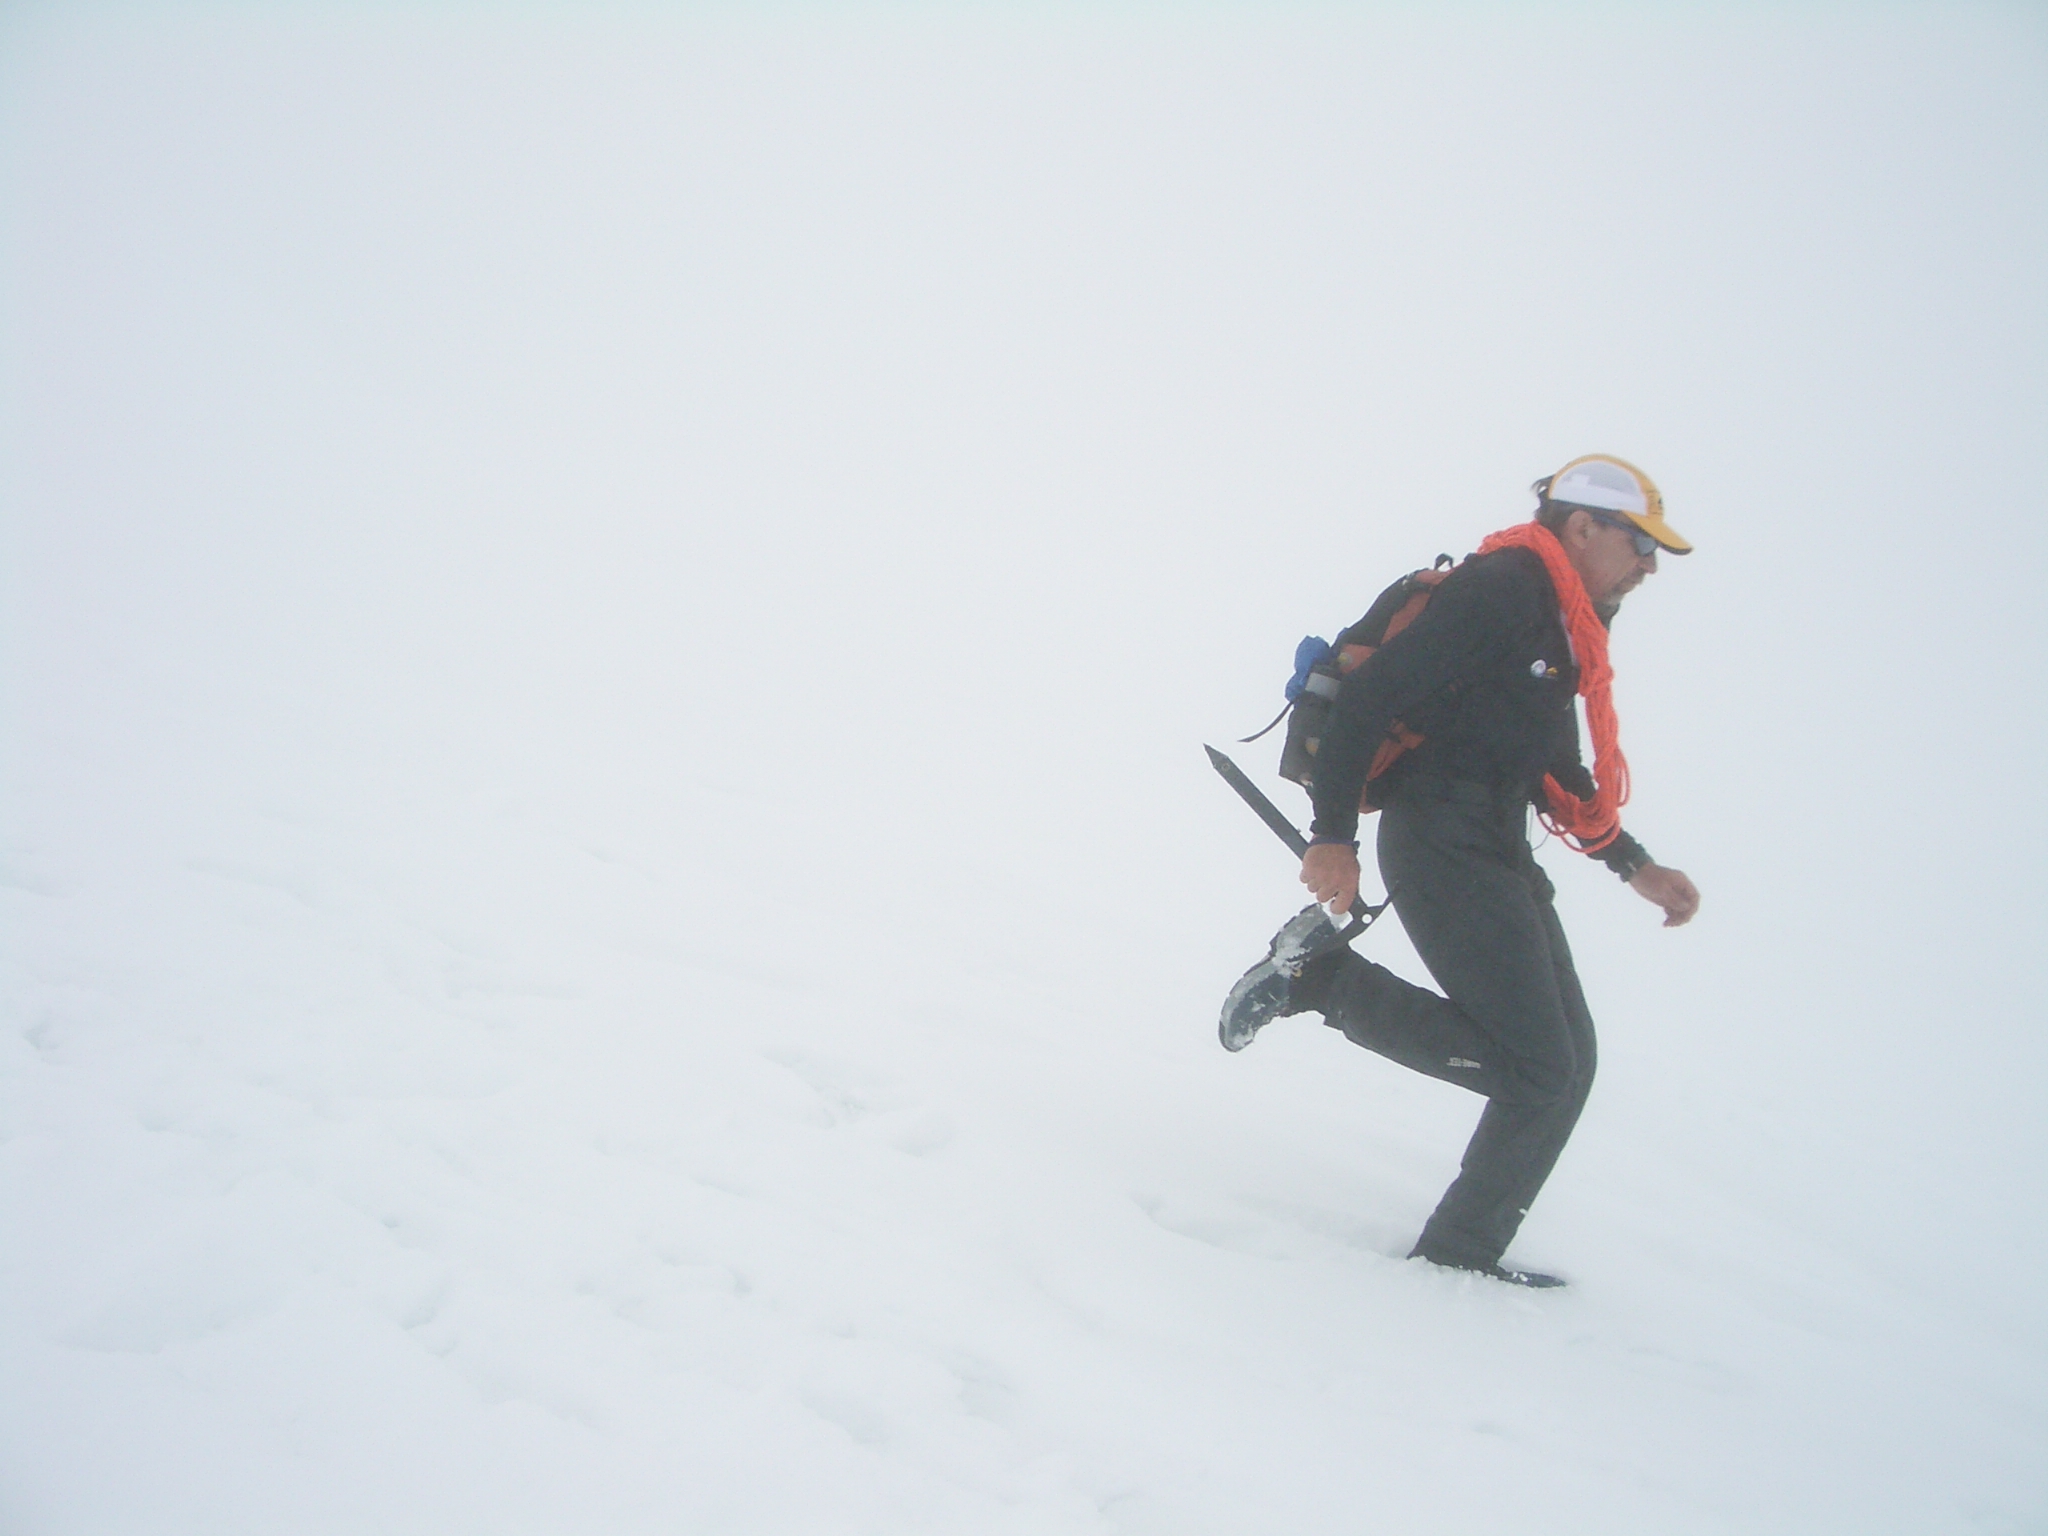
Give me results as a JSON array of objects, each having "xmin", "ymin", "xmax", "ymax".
[{"xmin": 3, "ymin": 8, "xmax": 2045, "ymax": 1533}]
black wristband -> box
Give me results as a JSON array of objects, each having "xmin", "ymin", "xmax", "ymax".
[{"xmin": 1595, "ymin": 830, "xmax": 1653, "ymax": 881}]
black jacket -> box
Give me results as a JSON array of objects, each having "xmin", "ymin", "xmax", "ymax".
[{"xmin": 1307, "ymin": 547, "xmax": 1650, "ymax": 876}]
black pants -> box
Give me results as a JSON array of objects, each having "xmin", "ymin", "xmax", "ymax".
[{"xmin": 1306, "ymin": 781, "xmax": 1597, "ymax": 1269}]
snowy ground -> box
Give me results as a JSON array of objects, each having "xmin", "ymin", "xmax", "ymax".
[{"xmin": 4, "ymin": 7, "xmax": 2046, "ymax": 1534}]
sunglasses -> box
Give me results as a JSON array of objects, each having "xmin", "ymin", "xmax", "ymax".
[{"xmin": 1587, "ymin": 511, "xmax": 1660, "ymax": 558}]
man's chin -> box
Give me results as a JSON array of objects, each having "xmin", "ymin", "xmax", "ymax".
[{"xmin": 1595, "ymin": 586, "xmax": 1636, "ymax": 622}]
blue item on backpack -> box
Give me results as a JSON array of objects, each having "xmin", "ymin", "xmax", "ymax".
[{"xmin": 1285, "ymin": 636, "xmax": 1333, "ymax": 702}]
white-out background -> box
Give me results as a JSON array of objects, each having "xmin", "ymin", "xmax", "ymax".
[{"xmin": 2, "ymin": 5, "xmax": 2044, "ymax": 1533}]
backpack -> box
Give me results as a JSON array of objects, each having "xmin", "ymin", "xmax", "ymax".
[{"xmin": 1255, "ymin": 555, "xmax": 1458, "ymax": 805}]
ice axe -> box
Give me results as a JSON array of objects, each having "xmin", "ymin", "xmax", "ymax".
[{"xmin": 1204, "ymin": 744, "xmax": 1390, "ymax": 954}]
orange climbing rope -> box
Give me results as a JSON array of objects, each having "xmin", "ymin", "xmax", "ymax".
[{"xmin": 1475, "ymin": 521, "xmax": 1629, "ymax": 854}]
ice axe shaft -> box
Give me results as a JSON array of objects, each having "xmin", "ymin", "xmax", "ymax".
[{"xmin": 1204, "ymin": 744, "xmax": 1388, "ymax": 943}]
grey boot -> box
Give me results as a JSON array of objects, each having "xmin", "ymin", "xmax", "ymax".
[{"xmin": 1219, "ymin": 905, "xmax": 1336, "ymax": 1052}]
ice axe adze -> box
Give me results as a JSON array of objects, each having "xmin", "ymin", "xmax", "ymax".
[{"xmin": 1204, "ymin": 744, "xmax": 1390, "ymax": 956}]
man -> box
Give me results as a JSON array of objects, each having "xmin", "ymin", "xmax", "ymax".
[{"xmin": 1220, "ymin": 455, "xmax": 1701, "ymax": 1288}]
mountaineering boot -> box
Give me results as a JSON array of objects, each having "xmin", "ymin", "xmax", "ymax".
[
  {"xmin": 1219, "ymin": 904, "xmax": 1337, "ymax": 1052},
  {"xmin": 1488, "ymin": 1265, "xmax": 1567, "ymax": 1289},
  {"xmin": 1409, "ymin": 1252, "xmax": 1568, "ymax": 1289}
]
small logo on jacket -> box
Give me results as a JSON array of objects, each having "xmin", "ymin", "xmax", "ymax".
[{"xmin": 1448, "ymin": 1057, "xmax": 1482, "ymax": 1070}]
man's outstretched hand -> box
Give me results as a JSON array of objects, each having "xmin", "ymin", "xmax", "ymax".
[
  {"xmin": 1628, "ymin": 863, "xmax": 1700, "ymax": 927},
  {"xmin": 1300, "ymin": 842, "xmax": 1361, "ymax": 914}
]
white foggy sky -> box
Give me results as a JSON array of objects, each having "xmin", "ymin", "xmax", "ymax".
[
  {"xmin": 1, "ymin": 4, "xmax": 2045, "ymax": 1526},
  {"xmin": 7, "ymin": 8, "xmax": 2042, "ymax": 1032}
]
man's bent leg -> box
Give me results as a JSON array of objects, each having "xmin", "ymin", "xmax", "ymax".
[
  {"xmin": 1306, "ymin": 953, "xmax": 1549, "ymax": 1102},
  {"xmin": 1306, "ymin": 791, "xmax": 1579, "ymax": 1105}
]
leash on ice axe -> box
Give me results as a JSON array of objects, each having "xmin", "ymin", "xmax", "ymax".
[{"xmin": 1204, "ymin": 744, "xmax": 1392, "ymax": 959}]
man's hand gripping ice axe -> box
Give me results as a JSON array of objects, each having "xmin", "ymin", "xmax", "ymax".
[{"xmin": 1204, "ymin": 745, "xmax": 1391, "ymax": 964}]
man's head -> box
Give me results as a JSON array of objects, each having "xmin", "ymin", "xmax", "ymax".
[{"xmin": 1532, "ymin": 455, "xmax": 1690, "ymax": 608}]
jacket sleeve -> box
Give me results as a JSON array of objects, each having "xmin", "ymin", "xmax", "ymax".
[
  {"xmin": 1548, "ymin": 727, "xmax": 1653, "ymax": 877},
  {"xmin": 1308, "ymin": 561, "xmax": 1525, "ymax": 844}
]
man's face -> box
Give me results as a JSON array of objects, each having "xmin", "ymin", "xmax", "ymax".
[{"xmin": 1569, "ymin": 511, "xmax": 1659, "ymax": 607}]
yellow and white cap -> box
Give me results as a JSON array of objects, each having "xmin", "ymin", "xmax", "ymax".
[{"xmin": 1536, "ymin": 454, "xmax": 1692, "ymax": 554}]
